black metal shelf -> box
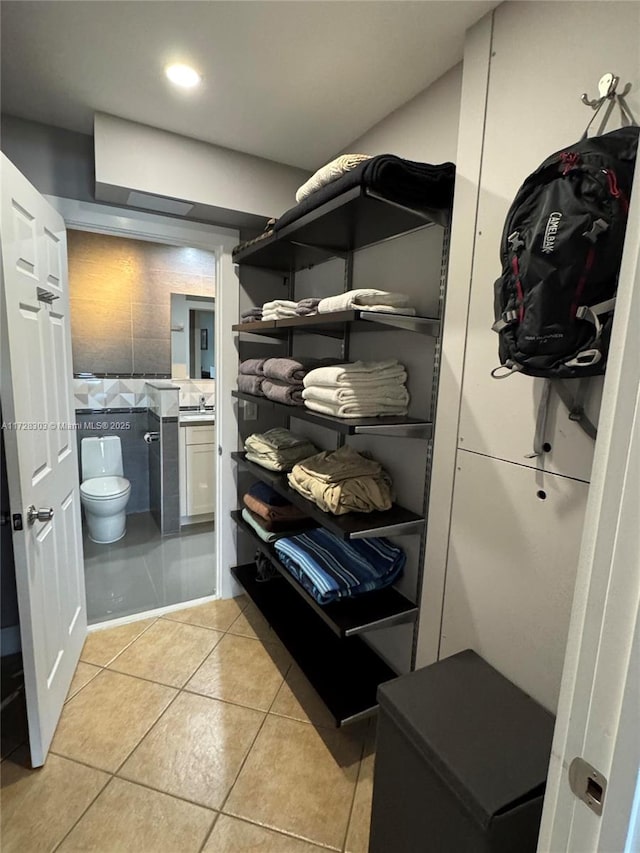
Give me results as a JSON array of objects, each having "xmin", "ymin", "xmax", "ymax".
[
  {"xmin": 231, "ymin": 510, "xmax": 418, "ymax": 638},
  {"xmin": 231, "ymin": 562, "xmax": 397, "ymax": 726},
  {"xmin": 233, "ymin": 309, "xmax": 440, "ymax": 339},
  {"xmin": 232, "ymin": 452, "xmax": 424, "ymax": 539},
  {"xmin": 232, "ymin": 391, "xmax": 432, "ymax": 440},
  {"xmin": 233, "ymin": 186, "xmax": 445, "ymax": 271}
]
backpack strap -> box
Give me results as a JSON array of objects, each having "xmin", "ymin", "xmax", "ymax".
[
  {"xmin": 491, "ymin": 309, "xmax": 519, "ymax": 333},
  {"xmin": 490, "ymin": 360, "xmax": 522, "ymax": 379},
  {"xmin": 525, "ymin": 378, "xmax": 597, "ymax": 458},
  {"xmin": 525, "ymin": 379, "xmax": 552, "ymax": 458},
  {"xmin": 554, "ymin": 379, "xmax": 598, "ymax": 441},
  {"xmin": 564, "ymin": 297, "xmax": 616, "ymax": 368}
]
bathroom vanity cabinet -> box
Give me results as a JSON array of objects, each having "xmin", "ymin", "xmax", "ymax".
[{"xmin": 179, "ymin": 422, "xmax": 216, "ymax": 521}]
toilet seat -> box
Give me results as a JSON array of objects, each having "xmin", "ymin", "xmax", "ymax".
[{"xmin": 80, "ymin": 476, "xmax": 130, "ymax": 500}]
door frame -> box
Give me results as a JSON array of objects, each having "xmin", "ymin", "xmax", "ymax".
[
  {"xmin": 43, "ymin": 196, "xmax": 241, "ymax": 609},
  {"xmin": 537, "ymin": 155, "xmax": 640, "ymax": 850}
]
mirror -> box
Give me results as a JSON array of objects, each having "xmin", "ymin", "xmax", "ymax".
[{"xmin": 170, "ymin": 293, "xmax": 215, "ymax": 379}]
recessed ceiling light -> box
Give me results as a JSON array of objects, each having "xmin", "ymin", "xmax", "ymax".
[{"xmin": 165, "ymin": 63, "xmax": 202, "ymax": 89}]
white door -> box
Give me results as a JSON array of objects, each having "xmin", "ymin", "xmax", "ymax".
[
  {"xmin": 538, "ymin": 145, "xmax": 640, "ymax": 852},
  {"xmin": 0, "ymin": 154, "xmax": 86, "ymax": 767}
]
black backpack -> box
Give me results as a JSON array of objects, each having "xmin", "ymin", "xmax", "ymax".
[
  {"xmin": 491, "ymin": 125, "xmax": 638, "ymax": 453},
  {"xmin": 492, "ymin": 125, "xmax": 638, "ymax": 380}
]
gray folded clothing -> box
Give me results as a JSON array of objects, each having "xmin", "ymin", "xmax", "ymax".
[
  {"xmin": 240, "ymin": 307, "xmax": 263, "ymax": 323},
  {"xmin": 295, "ymin": 298, "xmax": 321, "ymax": 316},
  {"xmin": 239, "ymin": 358, "xmax": 267, "ymax": 376},
  {"xmin": 262, "ymin": 378, "xmax": 304, "ymax": 406},
  {"xmin": 262, "ymin": 356, "xmax": 327, "ymax": 384},
  {"xmin": 237, "ymin": 374, "xmax": 264, "ymax": 396}
]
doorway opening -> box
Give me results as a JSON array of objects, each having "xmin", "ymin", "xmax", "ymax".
[{"xmin": 68, "ymin": 229, "xmax": 217, "ymax": 624}]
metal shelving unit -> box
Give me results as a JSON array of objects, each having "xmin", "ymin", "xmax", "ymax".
[
  {"xmin": 232, "ymin": 453, "xmax": 425, "ymax": 539},
  {"xmin": 231, "ymin": 563, "xmax": 397, "ymax": 726},
  {"xmin": 232, "ymin": 185, "xmax": 446, "ymax": 271},
  {"xmin": 231, "ymin": 511, "xmax": 418, "ymax": 637},
  {"xmin": 232, "ymin": 181, "xmax": 452, "ymax": 726},
  {"xmin": 232, "ymin": 392, "xmax": 433, "ymax": 439},
  {"xmin": 232, "ymin": 309, "xmax": 441, "ymax": 338}
]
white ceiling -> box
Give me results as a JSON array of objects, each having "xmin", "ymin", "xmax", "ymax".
[{"xmin": 1, "ymin": 1, "xmax": 496, "ymax": 170}]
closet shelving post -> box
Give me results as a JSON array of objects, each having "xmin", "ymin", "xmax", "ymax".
[{"xmin": 232, "ymin": 184, "xmax": 451, "ymax": 727}]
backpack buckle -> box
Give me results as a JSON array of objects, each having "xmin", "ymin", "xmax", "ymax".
[
  {"xmin": 492, "ymin": 310, "xmax": 519, "ymax": 333},
  {"xmin": 565, "ymin": 348, "xmax": 602, "ymax": 368},
  {"xmin": 507, "ymin": 231, "xmax": 525, "ymax": 253}
]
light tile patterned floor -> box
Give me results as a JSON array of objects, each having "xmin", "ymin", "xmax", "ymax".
[{"xmin": 0, "ymin": 597, "xmax": 375, "ymax": 853}]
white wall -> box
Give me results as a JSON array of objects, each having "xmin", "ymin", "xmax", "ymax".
[
  {"xmin": 343, "ymin": 63, "xmax": 462, "ymax": 165},
  {"xmin": 434, "ymin": 1, "xmax": 640, "ymax": 712},
  {"xmin": 94, "ymin": 113, "xmax": 310, "ymax": 223}
]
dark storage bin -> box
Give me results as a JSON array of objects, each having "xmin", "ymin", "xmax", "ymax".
[{"xmin": 370, "ymin": 649, "xmax": 555, "ymax": 853}]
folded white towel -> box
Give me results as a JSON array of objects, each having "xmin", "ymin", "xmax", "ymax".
[
  {"xmin": 302, "ymin": 385, "xmax": 409, "ymax": 406},
  {"xmin": 262, "ymin": 300, "xmax": 298, "ymax": 311},
  {"xmin": 263, "ymin": 309, "xmax": 298, "ymax": 320},
  {"xmin": 317, "ymin": 289, "xmax": 416, "ymax": 315},
  {"xmin": 303, "ymin": 399, "xmax": 408, "ymax": 419},
  {"xmin": 303, "ymin": 360, "xmax": 406, "ymax": 388},
  {"xmin": 295, "ymin": 154, "xmax": 372, "ymax": 204}
]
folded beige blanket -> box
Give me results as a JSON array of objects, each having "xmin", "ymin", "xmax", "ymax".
[
  {"xmin": 293, "ymin": 445, "xmax": 381, "ymax": 483},
  {"xmin": 295, "ymin": 154, "xmax": 372, "ymax": 204},
  {"xmin": 287, "ymin": 446, "xmax": 392, "ymax": 515},
  {"xmin": 245, "ymin": 428, "xmax": 317, "ymax": 471}
]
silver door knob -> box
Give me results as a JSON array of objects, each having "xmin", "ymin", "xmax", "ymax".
[{"xmin": 26, "ymin": 505, "xmax": 54, "ymax": 524}]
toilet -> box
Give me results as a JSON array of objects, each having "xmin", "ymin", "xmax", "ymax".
[{"xmin": 80, "ymin": 436, "xmax": 131, "ymax": 544}]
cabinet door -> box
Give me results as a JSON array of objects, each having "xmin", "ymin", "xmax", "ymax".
[{"xmin": 186, "ymin": 443, "xmax": 216, "ymax": 516}]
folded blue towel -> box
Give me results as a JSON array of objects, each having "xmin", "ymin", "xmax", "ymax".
[
  {"xmin": 247, "ymin": 481, "xmax": 290, "ymax": 507},
  {"xmin": 274, "ymin": 529, "xmax": 405, "ymax": 605}
]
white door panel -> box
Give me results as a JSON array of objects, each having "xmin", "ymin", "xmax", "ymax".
[
  {"xmin": 440, "ymin": 449, "xmax": 588, "ymax": 713},
  {"xmin": 1, "ymin": 154, "xmax": 86, "ymax": 767}
]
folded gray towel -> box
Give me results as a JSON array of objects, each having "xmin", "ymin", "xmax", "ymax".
[
  {"xmin": 237, "ymin": 374, "xmax": 264, "ymax": 396},
  {"xmin": 262, "ymin": 357, "xmax": 327, "ymax": 384},
  {"xmin": 295, "ymin": 297, "xmax": 321, "ymax": 316},
  {"xmin": 239, "ymin": 358, "xmax": 267, "ymax": 376},
  {"xmin": 241, "ymin": 307, "xmax": 263, "ymax": 323},
  {"xmin": 262, "ymin": 378, "xmax": 304, "ymax": 406}
]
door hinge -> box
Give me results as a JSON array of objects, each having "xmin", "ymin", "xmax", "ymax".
[
  {"xmin": 569, "ymin": 757, "xmax": 607, "ymax": 816},
  {"xmin": 36, "ymin": 286, "xmax": 60, "ymax": 304}
]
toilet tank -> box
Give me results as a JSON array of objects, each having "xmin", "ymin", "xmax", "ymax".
[{"xmin": 81, "ymin": 436, "xmax": 124, "ymax": 480}]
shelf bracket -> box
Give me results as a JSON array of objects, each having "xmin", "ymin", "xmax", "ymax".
[{"xmin": 289, "ymin": 240, "xmax": 349, "ymax": 260}]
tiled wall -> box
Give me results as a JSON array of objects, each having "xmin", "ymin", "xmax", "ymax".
[
  {"xmin": 148, "ymin": 411, "xmax": 180, "ymax": 536},
  {"xmin": 173, "ymin": 379, "xmax": 216, "ymax": 409},
  {"xmin": 146, "ymin": 384, "xmax": 180, "ymax": 535},
  {"xmin": 73, "ymin": 378, "xmax": 152, "ymax": 410},
  {"xmin": 67, "ymin": 230, "xmax": 216, "ymax": 375},
  {"xmin": 72, "ymin": 377, "xmax": 215, "ymax": 411}
]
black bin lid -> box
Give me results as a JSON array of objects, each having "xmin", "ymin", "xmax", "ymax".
[{"xmin": 377, "ymin": 649, "xmax": 556, "ymax": 830}]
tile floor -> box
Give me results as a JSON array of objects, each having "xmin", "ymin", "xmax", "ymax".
[
  {"xmin": 84, "ymin": 512, "xmax": 216, "ymax": 624},
  {"xmin": 1, "ymin": 597, "xmax": 375, "ymax": 853}
]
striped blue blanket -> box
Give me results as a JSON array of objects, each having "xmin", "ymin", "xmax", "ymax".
[{"xmin": 274, "ymin": 529, "xmax": 405, "ymax": 605}]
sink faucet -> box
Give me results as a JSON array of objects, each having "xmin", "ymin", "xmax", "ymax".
[{"xmin": 199, "ymin": 395, "xmax": 206, "ymax": 412}]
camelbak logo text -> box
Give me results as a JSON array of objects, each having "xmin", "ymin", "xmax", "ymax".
[{"xmin": 542, "ymin": 212, "xmax": 562, "ymax": 254}]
